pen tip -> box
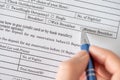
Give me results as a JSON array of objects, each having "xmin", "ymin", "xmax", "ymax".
[{"xmin": 81, "ymin": 28, "xmax": 90, "ymax": 44}]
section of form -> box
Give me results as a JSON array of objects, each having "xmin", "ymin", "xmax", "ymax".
[
  {"xmin": 0, "ymin": 0, "xmax": 120, "ymax": 80},
  {"xmin": 0, "ymin": 0, "xmax": 119, "ymax": 38}
]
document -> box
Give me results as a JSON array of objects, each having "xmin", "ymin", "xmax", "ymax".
[{"xmin": 0, "ymin": 0, "xmax": 120, "ymax": 80}]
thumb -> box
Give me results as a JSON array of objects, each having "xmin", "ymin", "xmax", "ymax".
[{"xmin": 56, "ymin": 51, "xmax": 89, "ymax": 80}]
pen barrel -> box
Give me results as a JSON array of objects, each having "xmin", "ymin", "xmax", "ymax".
[
  {"xmin": 87, "ymin": 57, "xmax": 96, "ymax": 80},
  {"xmin": 81, "ymin": 44, "xmax": 97, "ymax": 80}
]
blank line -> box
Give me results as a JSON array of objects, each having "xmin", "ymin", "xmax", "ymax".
[
  {"xmin": 75, "ymin": 0, "xmax": 120, "ymax": 10},
  {"xmin": 103, "ymin": 0, "xmax": 120, "ymax": 4}
]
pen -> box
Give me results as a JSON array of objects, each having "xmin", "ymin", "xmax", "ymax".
[{"xmin": 81, "ymin": 29, "xmax": 97, "ymax": 80}]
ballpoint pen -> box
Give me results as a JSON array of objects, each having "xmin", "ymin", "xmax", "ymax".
[{"xmin": 81, "ymin": 29, "xmax": 97, "ymax": 80}]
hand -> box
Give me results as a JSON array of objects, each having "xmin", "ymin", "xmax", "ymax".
[
  {"xmin": 90, "ymin": 46, "xmax": 120, "ymax": 80},
  {"xmin": 56, "ymin": 46, "xmax": 120, "ymax": 80}
]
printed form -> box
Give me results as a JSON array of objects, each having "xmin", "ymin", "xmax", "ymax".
[{"xmin": 0, "ymin": 0, "xmax": 120, "ymax": 80}]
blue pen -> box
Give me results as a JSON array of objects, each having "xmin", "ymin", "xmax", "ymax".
[{"xmin": 81, "ymin": 29, "xmax": 97, "ymax": 80}]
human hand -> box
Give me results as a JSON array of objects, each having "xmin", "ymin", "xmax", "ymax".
[
  {"xmin": 90, "ymin": 46, "xmax": 120, "ymax": 80},
  {"xmin": 56, "ymin": 46, "xmax": 120, "ymax": 80}
]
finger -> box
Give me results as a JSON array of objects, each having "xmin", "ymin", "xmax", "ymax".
[
  {"xmin": 94, "ymin": 62, "xmax": 111, "ymax": 80},
  {"xmin": 89, "ymin": 46, "xmax": 120, "ymax": 74},
  {"xmin": 56, "ymin": 51, "xmax": 89, "ymax": 80},
  {"xmin": 79, "ymin": 63, "xmax": 111, "ymax": 80},
  {"xmin": 79, "ymin": 72, "xmax": 86, "ymax": 80},
  {"xmin": 111, "ymin": 72, "xmax": 120, "ymax": 80}
]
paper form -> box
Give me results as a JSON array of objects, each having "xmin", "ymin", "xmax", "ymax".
[{"xmin": 0, "ymin": 0, "xmax": 120, "ymax": 80}]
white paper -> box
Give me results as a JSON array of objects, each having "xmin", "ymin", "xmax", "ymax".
[{"xmin": 0, "ymin": 0, "xmax": 120, "ymax": 80}]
